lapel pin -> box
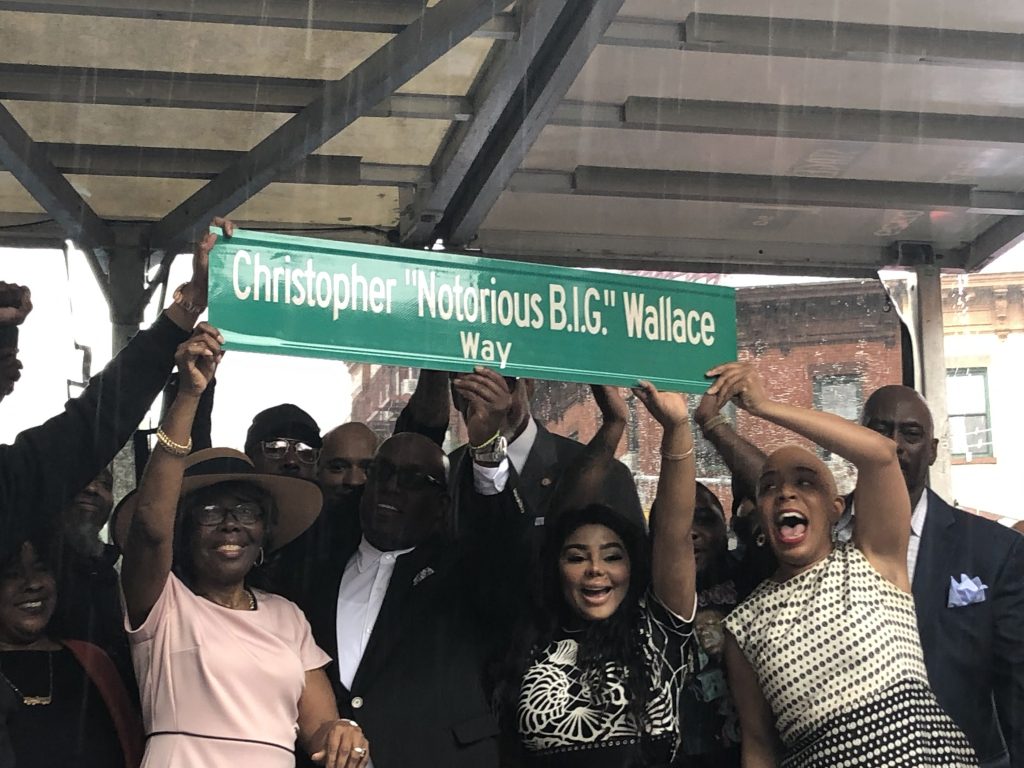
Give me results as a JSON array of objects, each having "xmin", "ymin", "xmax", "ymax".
[{"xmin": 413, "ymin": 567, "xmax": 435, "ymax": 586}]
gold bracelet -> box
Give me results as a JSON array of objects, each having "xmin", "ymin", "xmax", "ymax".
[
  {"xmin": 469, "ymin": 430, "xmax": 501, "ymax": 451},
  {"xmin": 660, "ymin": 446, "xmax": 694, "ymax": 461},
  {"xmin": 155, "ymin": 428, "xmax": 192, "ymax": 457},
  {"xmin": 701, "ymin": 414, "xmax": 729, "ymax": 433}
]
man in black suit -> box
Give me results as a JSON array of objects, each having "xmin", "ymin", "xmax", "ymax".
[
  {"xmin": 844, "ymin": 385, "xmax": 1023, "ymax": 768},
  {"xmin": 303, "ymin": 426, "xmax": 526, "ymax": 768},
  {"xmin": 396, "ymin": 369, "xmax": 645, "ymax": 536}
]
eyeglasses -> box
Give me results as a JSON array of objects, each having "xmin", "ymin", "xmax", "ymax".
[
  {"xmin": 260, "ymin": 438, "xmax": 319, "ymax": 464},
  {"xmin": 367, "ymin": 458, "xmax": 445, "ymax": 492},
  {"xmin": 194, "ymin": 502, "xmax": 265, "ymax": 527}
]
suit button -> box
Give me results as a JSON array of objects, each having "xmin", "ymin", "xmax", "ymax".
[{"xmin": 351, "ymin": 696, "xmax": 364, "ymax": 709}]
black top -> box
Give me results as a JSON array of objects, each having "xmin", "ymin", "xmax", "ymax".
[
  {"xmin": 52, "ymin": 544, "xmax": 136, "ymax": 696},
  {"xmin": 1, "ymin": 648, "xmax": 124, "ymax": 768},
  {"xmin": 517, "ymin": 593, "xmax": 693, "ymax": 768},
  {"xmin": 0, "ymin": 313, "xmax": 188, "ymax": 565}
]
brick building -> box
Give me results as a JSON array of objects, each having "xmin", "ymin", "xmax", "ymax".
[{"xmin": 347, "ymin": 273, "xmax": 1024, "ymax": 521}]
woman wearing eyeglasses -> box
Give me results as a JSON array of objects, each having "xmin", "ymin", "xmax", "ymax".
[{"xmin": 117, "ymin": 324, "xmax": 370, "ymax": 768}]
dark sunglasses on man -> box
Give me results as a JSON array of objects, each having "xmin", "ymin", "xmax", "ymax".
[
  {"xmin": 367, "ymin": 457, "xmax": 445, "ymax": 492},
  {"xmin": 260, "ymin": 438, "xmax": 319, "ymax": 464}
]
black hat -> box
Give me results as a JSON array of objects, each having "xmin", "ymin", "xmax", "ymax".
[{"xmin": 244, "ymin": 403, "xmax": 322, "ymax": 455}]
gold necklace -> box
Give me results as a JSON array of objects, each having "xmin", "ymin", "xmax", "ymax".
[{"xmin": 0, "ymin": 652, "xmax": 53, "ymax": 706}]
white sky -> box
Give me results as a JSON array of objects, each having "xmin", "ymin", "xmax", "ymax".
[
  {"xmin": 2, "ymin": 237, "xmax": 1023, "ymax": 447},
  {"xmin": 0, "ymin": 245, "xmax": 353, "ymax": 446}
]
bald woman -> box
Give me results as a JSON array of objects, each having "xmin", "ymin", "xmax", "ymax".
[{"xmin": 705, "ymin": 364, "xmax": 976, "ymax": 768}]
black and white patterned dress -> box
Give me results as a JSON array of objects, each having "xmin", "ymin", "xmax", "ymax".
[
  {"xmin": 517, "ymin": 592, "xmax": 693, "ymax": 768},
  {"xmin": 724, "ymin": 543, "xmax": 977, "ymax": 768}
]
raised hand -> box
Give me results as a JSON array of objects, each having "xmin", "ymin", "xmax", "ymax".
[
  {"xmin": 451, "ymin": 367, "xmax": 513, "ymax": 446},
  {"xmin": 0, "ymin": 283, "xmax": 32, "ymax": 327},
  {"xmin": 705, "ymin": 362, "xmax": 769, "ymax": 416},
  {"xmin": 632, "ymin": 379, "xmax": 690, "ymax": 429},
  {"xmin": 181, "ymin": 217, "xmax": 235, "ymax": 310},
  {"xmin": 174, "ymin": 322, "xmax": 224, "ymax": 397}
]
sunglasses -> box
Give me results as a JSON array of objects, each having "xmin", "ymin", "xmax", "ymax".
[
  {"xmin": 260, "ymin": 438, "xmax": 319, "ymax": 464},
  {"xmin": 367, "ymin": 458, "xmax": 445, "ymax": 492},
  {"xmin": 194, "ymin": 502, "xmax": 265, "ymax": 527}
]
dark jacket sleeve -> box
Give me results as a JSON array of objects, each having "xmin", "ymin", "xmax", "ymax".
[
  {"xmin": 0, "ymin": 313, "xmax": 189, "ymax": 562},
  {"xmin": 392, "ymin": 403, "xmax": 448, "ymax": 448},
  {"xmin": 992, "ymin": 532, "xmax": 1024, "ymax": 767}
]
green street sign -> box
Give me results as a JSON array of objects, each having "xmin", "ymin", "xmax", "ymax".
[{"xmin": 208, "ymin": 229, "xmax": 736, "ymax": 392}]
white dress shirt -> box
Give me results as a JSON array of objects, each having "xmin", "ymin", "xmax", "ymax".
[
  {"xmin": 335, "ymin": 537, "xmax": 414, "ymax": 689},
  {"xmin": 472, "ymin": 417, "xmax": 538, "ymax": 495},
  {"xmin": 839, "ymin": 491, "xmax": 929, "ymax": 582}
]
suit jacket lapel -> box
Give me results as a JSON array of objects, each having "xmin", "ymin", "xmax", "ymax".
[
  {"xmin": 350, "ymin": 544, "xmax": 437, "ymax": 691},
  {"xmin": 912, "ymin": 490, "xmax": 957, "ymax": 638}
]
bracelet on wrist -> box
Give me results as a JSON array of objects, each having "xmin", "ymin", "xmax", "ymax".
[
  {"xmin": 701, "ymin": 414, "xmax": 729, "ymax": 434},
  {"xmin": 660, "ymin": 446, "xmax": 694, "ymax": 461},
  {"xmin": 172, "ymin": 283, "xmax": 207, "ymax": 315},
  {"xmin": 155, "ymin": 428, "xmax": 192, "ymax": 457},
  {"xmin": 469, "ymin": 430, "xmax": 501, "ymax": 451}
]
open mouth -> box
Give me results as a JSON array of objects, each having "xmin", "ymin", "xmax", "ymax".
[
  {"xmin": 214, "ymin": 543, "xmax": 245, "ymax": 558},
  {"xmin": 376, "ymin": 503, "xmax": 400, "ymax": 514},
  {"xmin": 775, "ymin": 511, "xmax": 808, "ymax": 545},
  {"xmin": 580, "ymin": 585, "xmax": 613, "ymax": 605}
]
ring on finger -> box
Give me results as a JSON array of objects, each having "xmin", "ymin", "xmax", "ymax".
[
  {"xmin": 353, "ymin": 746, "xmax": 366, "ymax": 755},
  {"xmin": 341, "ymin": 719, "xmax": 359, "ymax": 728}
]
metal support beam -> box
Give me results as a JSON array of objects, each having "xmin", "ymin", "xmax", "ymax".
[
  {"xmin": 0, "ymin": 0, "xmax": 445, "ymax": 34},
  {"xmin": 616, "ymin": 97, "xmax": 1024, "ymax": 146},
  {"xmin": 2, "ymin": 143, "xmax": 430, "ymax": 187},
  {"xmin": 954, "ymin": 215, "xmax": 1024, "ymax": 272},
  {"xmin": 473, "ymin": 230, "xmax": 894, "ymax": 277},
  {"xmin": 913, "ymin": 264, "xmax": 953, "ymax": 501},
  {"xmin": 0, "ymin": 64, "xmax": 475, "ymax": 119},
  {"xmin": 684, "ymin": 13, "xmax": 1024, "ymax": 69},
  {"xmin": 145, "ymin": 0, "xmax": 504, "ymax": 256},
  {"xmin": 508, "ymin": 166, "xmax": 1024, "ymax": 214},
  {"xmin": 444, "ymin": 0, "xmax": 628, "ymax": 246},
  {"xmin": 12, "ymin": 62, "xmax": 1024, "ymax": 149},
  {"xmin": 0, "ymin": 102, "xmax": 114, "ymax": 285},
  {"xmin": 0, "ymin": 2, "xmax": 683, "ymax": 46},
  {"xmin": 401, "ymin": 0, "xmax": 570, "ymax": 246}
]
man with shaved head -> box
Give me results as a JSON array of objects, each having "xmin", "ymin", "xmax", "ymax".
[
  {"xmin": 262, "ymin": 420, "xmax": 378, "ymax": 603},
  {"xmin": 839, "ymin": 384, "xmax": 1024, "ymax": 768},
  {"xmin": 302, "ymin": 431, "xmax": 523, "ymax": 768}
]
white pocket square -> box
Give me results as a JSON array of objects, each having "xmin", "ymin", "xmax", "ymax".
[
  {"xmin": 947, "ymin": 573, "xmax": 988, "ymax": 608},
  {"xmin": 412, "ymin": 567, "xmax": 435, "ymax": 586}
]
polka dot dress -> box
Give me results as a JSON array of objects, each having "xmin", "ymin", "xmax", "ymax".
[{"xmin": 724, "ymin": 544, "xmax": 977, "ymax": 767}]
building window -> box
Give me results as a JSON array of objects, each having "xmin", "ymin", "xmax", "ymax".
[
  {"xmin": 946, "ymin": 367, "xmax": 992, "ymax": 459},
  {"xmin": 812, "ymin": 373, "xmax": 862, "ymax": 459},
  {"xmin": 813, "ymin": 373, "xmax": 862, "ymax": 422}
]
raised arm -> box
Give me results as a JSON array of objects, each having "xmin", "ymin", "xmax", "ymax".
[
  {"xmin": 121, "ymin": 324, "xmax": 223, "ymax": 628},
  {"xmin": 694, "ymin": 393, "xmax": 766, "ymax": 506},
  {"xmin": 393, "ymin": 369, "xmax": 450, "ymax": 446},
  {"xmin": 633, "ymin": 381, "xmax": 696, "ymax": 618},
  {"xmin": 0, "ymin": 220, "xmax": 232, "ymax": 565},
  {"xmin": 707, "ymin": 363, "xmax": 910, "ymax": 590},
  {"xmin": 548, "ymin": 385, "xmax": 628, "ymax": 515}
]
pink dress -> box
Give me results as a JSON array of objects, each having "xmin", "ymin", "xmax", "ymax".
[{"xmin": 126, "ymin": 573, "xmax": 331, "ymax": 767}]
